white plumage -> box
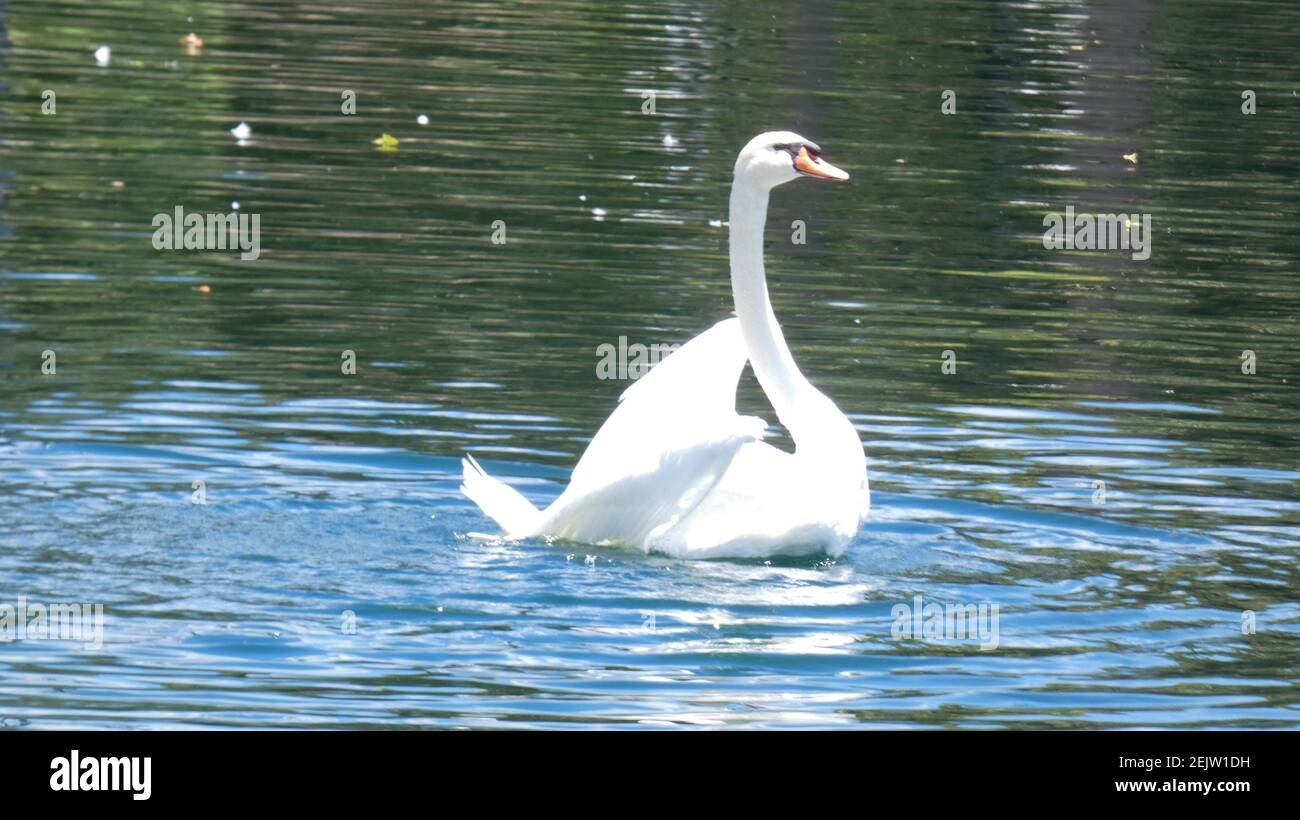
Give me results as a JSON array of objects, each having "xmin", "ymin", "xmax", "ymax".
[{"xmin": 461, "ymin": 132, "xmax": 869, "ymax": 558}]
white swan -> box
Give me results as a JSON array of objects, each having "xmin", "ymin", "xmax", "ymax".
[{"xmin": 461, "ymin": 131, "xmax": 868, "ymax": 558}]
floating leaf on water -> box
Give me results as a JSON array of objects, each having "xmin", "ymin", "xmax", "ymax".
[
  {"xmin": 372, "ymin": 133, "xmax": 400, "ymax": 149},
  {"xmin": 1123, "ymin": 151, "xmax": 1139, "ymax": 164}
]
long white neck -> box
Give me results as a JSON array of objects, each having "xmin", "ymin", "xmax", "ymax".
[
  {"xmin": 729, "ymin": 178, "xmax": 808, "ymax": 422},
  {"xmin": 728, "ymin": 174, "xmax": 867, "ymax": 487},
  {"xmin": 726, "ymin": 165, "xmax": 868, "ymax": 525}
]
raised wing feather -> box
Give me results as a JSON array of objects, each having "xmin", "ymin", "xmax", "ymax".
[{"xmin": 540, "ymin": 317, "xmax": 766, "ymax": 545}]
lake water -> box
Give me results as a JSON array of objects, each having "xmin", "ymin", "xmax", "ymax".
[{"xmin": 0, "ymin": 0, "xmax": 1297, "ymax": 728}]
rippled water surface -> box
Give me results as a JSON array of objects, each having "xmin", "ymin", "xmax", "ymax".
[{"xmin": 1, "ymin": 0, "xmax": 1298, "ymax": 728}]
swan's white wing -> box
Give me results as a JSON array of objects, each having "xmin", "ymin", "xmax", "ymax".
[
  {"xmin": 614, "ymin": 316, "xmax": 747, "ymax": 411},
  {"xmin": 540, "ymin": 424, "xmax": 762, "ymax": 546},
  {"xmin": 540, "ymin": 317, "xmax": 765, "ymax": 545},
  {"xmin": 570, "ymin": 316, "xmax": 753, "ymax": 488},
  {"xmin": 646, "ymin": 440, "xmax": 854, "ymax": 558}
]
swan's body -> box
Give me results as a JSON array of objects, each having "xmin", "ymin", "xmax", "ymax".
[{"xmin": 461, "ymin": 132, "xmax": 868, "ymax": 558}]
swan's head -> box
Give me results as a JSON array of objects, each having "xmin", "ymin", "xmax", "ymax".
[{"xmin": 734, "ymin": 130, "xmax": 849, "ymax": 189}]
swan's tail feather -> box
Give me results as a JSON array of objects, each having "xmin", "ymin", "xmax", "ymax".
[{"xmin": 460, "ymin": 455, "xmax": 542, "ymax": 538}]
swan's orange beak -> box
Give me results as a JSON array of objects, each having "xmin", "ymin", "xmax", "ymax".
[{"xmin": 794, "ymin": 146, "xmax": 849, "ymax": 181}]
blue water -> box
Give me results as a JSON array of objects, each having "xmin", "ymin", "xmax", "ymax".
[
  {"xmin": 1, "ymin": 0, "xmax": 1298, "ymax": 728},
  {"xmin": 2, "ymin": 390, "xmax": 1297, "ymax": 728}
]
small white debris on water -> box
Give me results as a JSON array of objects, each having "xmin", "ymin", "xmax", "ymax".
[
  {"xmin": 230, "ymin": 121, "xmax": 252, "ymax": 140},
  {"xmin": 417, "ymin": 114, "xmax": 429, "ymax": 126},
  {"xmin": 708, "ymin": 218, "xmax": 724, "ymax": 227},
  {"xmin": 94, "ymin": 45, "xmax": 111, "ymax": 66},
  {"xmin": 231, "ymin": 201, "xmax": 240, "ymax": 210},
  {"xmin": 662, "ymin": 134, "xmax": 678, "ymax": 147},
  {"xmin": 591, "ymin": 207, "xmax": 606, "ymax": 222},
  {"xmin": 584, "ymin": 554, "xmax": 597, "ymax": 567},
  {"xmin": 578, "ymin": 194, "xmax": 587, "ymax": 202}
]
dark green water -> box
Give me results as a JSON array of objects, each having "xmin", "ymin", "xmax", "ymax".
[{"xmin": 0, "ymin": 0, "xmax": 1297, "ymax": 728}]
